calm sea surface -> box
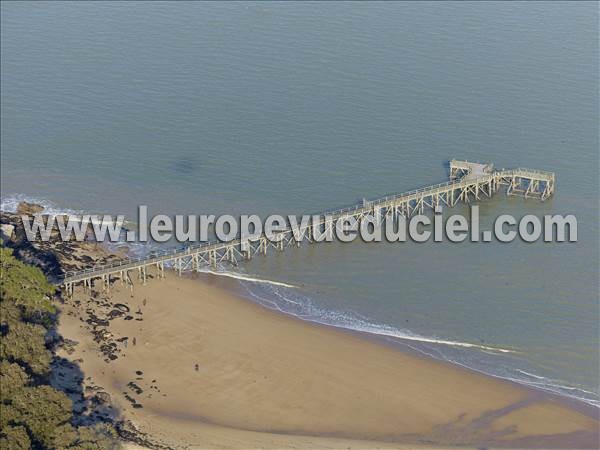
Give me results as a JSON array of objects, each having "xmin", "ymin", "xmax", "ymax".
[{"xmin": 2, "ymin": 2, "xmax": 598, "ymax": 405}]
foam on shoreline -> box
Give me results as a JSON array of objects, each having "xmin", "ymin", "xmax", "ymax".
[{"xmin": 229, "ymin": 268, "xmax": 600, "ymax": 408}]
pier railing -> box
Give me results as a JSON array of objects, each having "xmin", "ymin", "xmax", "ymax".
[{"xmin": 58, "ymin": 163, "xmax": 555, "ymax": 287}]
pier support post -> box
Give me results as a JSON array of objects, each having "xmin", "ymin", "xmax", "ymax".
[
  {"xmin": 241, "ymin": 240, "xmax": 252, "ymax": 260},
  {"xmin": 260, "ymin": 238, "xmax": 267, "ymax": 255},
  {"xmin": 102, "ymin": 274, "xmax": 110, "ymax": 293},
  {"xmin": 373, "ymin": 206, "xmax": 382, "ymax": 226}
]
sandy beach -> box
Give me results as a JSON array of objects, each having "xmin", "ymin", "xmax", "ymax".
[{"xmin": 56, "ymin": 270, "xmax": 599, "ymax": 449}]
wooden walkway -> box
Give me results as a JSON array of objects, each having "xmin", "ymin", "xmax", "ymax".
[{"xmin": 61, "ymin": 160, "xmax": 555, "ymax": 294}]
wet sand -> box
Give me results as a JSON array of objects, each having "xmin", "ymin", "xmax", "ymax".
[{"xmin": 56, "ymin": 270, "xmax": 599, "ymax": 449}]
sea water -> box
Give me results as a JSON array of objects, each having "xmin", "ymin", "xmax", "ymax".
[{"xmin": 2, "ymin": 2, "xmax": 598, "ymax": 406}]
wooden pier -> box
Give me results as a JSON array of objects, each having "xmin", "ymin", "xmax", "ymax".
[{"xmin": 61, "ymin": 160, "xmax": 555, "ymax": 295}]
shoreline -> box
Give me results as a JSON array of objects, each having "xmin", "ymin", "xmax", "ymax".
[
  {"xmin": 280, "ymin": 304, "xmax": 600, "ymax": 419},
  {"xmin": 221, "ymin": 271, "xmax": 600, "ymax": 414},
  {"xmin": 2, "ymin": 198, "xmax": 598, "ymax": 409},
  {"xmin": 1, "ymin": 201, "xmax": 598, "ymax": 447},
  {"xmin": 304, "ymin": 310, "xmax": 600, "ymax": 419},
  {"xmin": 55, "ymin": 268, "xmax": 599, "ymax": 449}
]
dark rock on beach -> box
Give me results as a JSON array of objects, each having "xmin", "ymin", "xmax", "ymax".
[
  {"xmin": 127, "ymin": 381, "xmax": 143, "ymax": 395},
  {"xmin": 108, "ymin": 309, "xmax": 125, "ymax": 319},
  {"xmin": 95, "ymin": 391, "xmax": 112, "ymax": 404},
  {"xmin": 114, "ymin": 303, "xmax": 130, "ymax": 313}
]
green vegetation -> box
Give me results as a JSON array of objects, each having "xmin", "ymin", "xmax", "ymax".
[{"xmin": 0, "ymin": 246, "xmax": 118, "ymax": 449}]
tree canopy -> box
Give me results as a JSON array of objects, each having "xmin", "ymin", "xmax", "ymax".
[{"xmin": 0, "ymin": 246, "xmax": 118, "ymax": 449}]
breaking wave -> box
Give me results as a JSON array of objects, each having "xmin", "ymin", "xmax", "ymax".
[
  {"xmin": 227, "ymin": 269, "xmax": 600, "ymax": 408},
  {"xmin": 1, "ymin": 194, "xmax": 83, "ymax": 217},
  {"xmin": 196, "ymin": 268, "xmax": 297, "ymax": 288}
]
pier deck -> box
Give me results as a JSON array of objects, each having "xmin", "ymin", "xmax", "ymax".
[{"xmin": 60, "ymin": 160, "xmax": 555, "ymax": 294}]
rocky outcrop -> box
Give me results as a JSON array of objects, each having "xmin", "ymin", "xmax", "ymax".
[
  {"xmin": 16, "ymin": 201, "xmax": 45, "ymax": 216},
  {"xmin": 1, "ymin": 202, "xmax": 125, "ymax": 282}
]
